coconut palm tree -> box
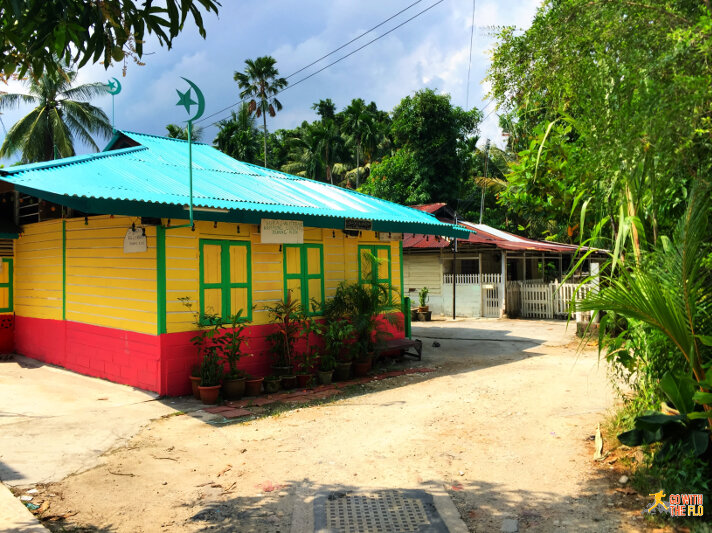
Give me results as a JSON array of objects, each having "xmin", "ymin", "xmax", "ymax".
[
  {"xmin": 0, "ymin": 66, "xmax": 111, "ymax": 163},
  {"xmin": 342, "ymin": 98, "xmax": 376, "ymax": 187},
  {"xmin": 233, "ymin": 56, "xmax": 288, "ymax": 168},
  {"xmin": 213, "ymin": 103, "xmax": 261, "ymax": 164}
]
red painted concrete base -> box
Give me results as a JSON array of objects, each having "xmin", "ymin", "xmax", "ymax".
[{"xmin": 14, "ymin": 314, "xmax": 406, "ymax": 397}]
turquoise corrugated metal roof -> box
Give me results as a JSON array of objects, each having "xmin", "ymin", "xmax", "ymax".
[{"xmin": 0, "ymin": 131, "xmax": 469, "ymax": 237}]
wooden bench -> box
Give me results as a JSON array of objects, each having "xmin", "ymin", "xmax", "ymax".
[{"xmin": 377, "ymin": 337, "xmax": 423, "ymax": 361}]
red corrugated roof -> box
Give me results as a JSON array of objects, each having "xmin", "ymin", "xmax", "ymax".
[
  {"xmin": 409, "ymin": 202, "xmax": 448, "ymax": 214},
  {"xmin": 406, "ymin": 205, "xmax": 581, "ymax": 253}
]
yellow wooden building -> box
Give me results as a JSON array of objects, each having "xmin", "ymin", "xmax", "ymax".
[{"xmin": 0, "ymin": 131, "xmax": 465, "ymax": 395}]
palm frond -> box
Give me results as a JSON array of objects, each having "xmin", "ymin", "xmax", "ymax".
[{"xmin": 0, "ymin": 91, "xmax": 39, "ymax": 110}]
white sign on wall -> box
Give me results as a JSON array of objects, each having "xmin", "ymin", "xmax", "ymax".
[
  {"xmin": 260, "ymin": 219, "xmax": 304, "ymax": 244},
  {"xmin": 123, "ymin": 228, "xmax": 148, "ymax": 253}
]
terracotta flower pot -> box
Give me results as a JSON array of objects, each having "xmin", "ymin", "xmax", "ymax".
[
  {"xmin": 222, "ymin": 377, "xmax": 246, "ymax": 400},
  {"xmin": 244, "ymin": 377, "xmax": 264, "ymax": 397},
  {"xmin": 198, "ymin": 384, "xmax": 221, "ymax": 405},
  {"xmin": 353, "ymin": 357, "xmax": 372, "ymax": 377},
  {"xmin": 296, "ymin": 373, "xmax": 312, "ymax": 388},
  {"xmin": 189, "ymin": 375, "xmax": 201, "ymax": 400}
]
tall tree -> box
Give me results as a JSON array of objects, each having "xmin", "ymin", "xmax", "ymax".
[
  {"xmin": 234, "ymin": 56, "xmax": 288, "ymax": 168},
  {"xmin": 1, "ymin": 0, "xmax": 219, "ymax": 78},
  {"xmin": 488, "ymin": 1, "xmax": 710, "ymax": 244},
  {"xmin": 213, "ymin": 103, "xmax": 261, "ymax": 164},
  {"xmin": 0, "ymin": 65, "xmax": 111, "ymax": 163},
  {"xmin": 363, "ymin": 89, "xmax": 481, "ymax": 204},
  {"xmin": 312, "ymin": 99, "xmax": 336, "ymax": 121},
  {"xmin": 341, "ymin": 98, "xmax": 375, "ymax": 187}
]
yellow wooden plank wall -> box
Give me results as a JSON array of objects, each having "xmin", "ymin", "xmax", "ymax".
[
  {"xmin": 15, "ymin": 219, "xmax": 63, "ymax": 320},
  {"xmin": 65, "ymin": 216, "xmax": 157, "ymax": 335},
  {"xmin": 164, "ymin": 221, "xmax": 404, "ymax": 333}
]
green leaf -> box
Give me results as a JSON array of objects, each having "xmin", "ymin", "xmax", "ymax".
[
  {"xmin": 688, "ymin": 411, "xmax": 712, "ymax": 420},
  {"xmin": 692, "ymin": 391, "xmax": 712, "ymax": 405},
  {"xmin": 660, "ymin": 373, "xmax": 695, "ymax": 415},
  {"xmin": 697, "ymin": 335, "xmax": 712, "ymax": 347},
  {"xmin": 685, "ymin": 430, "xmax": 710, "ymax": 456},
  {"xmin": 618, "ymin": 429, "xmax": 644, "ymax": 447}
]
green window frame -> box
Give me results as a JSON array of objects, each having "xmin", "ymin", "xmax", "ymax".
[
  {"xmin": 358, "ymin": 244, "xmax": 393, "ymax": 306},
  {"xmin": 0, "ymin": 258, "xmax": 12, "ymax": 313},
  {"xmin": 199, "ymin": 239, "xmax": 252, "ymax": 322},
  {"xmin": 283, "ymin": 243, "xmax": 325, "ymax": 315}
]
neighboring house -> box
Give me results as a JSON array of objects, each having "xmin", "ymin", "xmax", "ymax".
[
  {"xmin": 0, "ymin": 132, "xmax": 466, "ymax": 395},
  {"xmin": 403, "ymin": 203, "xmax": 599, "ymax": 319}
]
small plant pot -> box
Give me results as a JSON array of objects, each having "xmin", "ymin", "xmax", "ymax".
[
  {"xmin": 318, "ymin": 370, "xmax": 334, "ymax": 385},
  {"xmin": 281, "ymin": 374, "xmax": 297, "ymax": 390},
  {"xmin": 244, "ymin": 377, "xmax": 264, "ymax": 397},
  {"xmin": 198, "ymin": 384, "xmax": 221, "ymax": 405},
  {"xmin": 333, "ymin": 361, "xmax": 352, "ymax": 381},
  {"xmin": 264, "ymin": 377, "xmax": 281, "ymax": 394},
  {"xmin": 222, "ymin": 376, "xmax": 246, "ymax": 400},
  {"xmin": 189, "ymin": 375, "xmax": 201, "ymax": 400},
  {"xmin": 271, "ymin": 365, "xmax": 293, "ymax": 377},
  {"xmin": 417, "ymin": 305, "xmax": 429, "ymax": 313},
  {"xmin": 296, "ymin": 373, "xmax": 312, "ymax": 388},
  {"xmin": 353, "ymin": 357, "xmax": 372, "ymax": 377},
  {"xmin": 417, "ymin": 311, "xmax": 432, "ymax": 321}
]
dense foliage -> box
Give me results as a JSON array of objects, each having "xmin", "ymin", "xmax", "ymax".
[
  {"xmin": 0, "ymin": 0, "xmax": 220, "ymax": 78},
  {"xmin": 487, "ymin": 0, "xmax": 712, "ymax": 507}
]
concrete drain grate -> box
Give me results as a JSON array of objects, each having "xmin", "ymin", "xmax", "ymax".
[{"xmin": 314, "ymin": 489, "xmax": 450, "ymax": 533}]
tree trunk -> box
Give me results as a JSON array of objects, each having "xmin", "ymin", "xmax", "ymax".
[
  {"xmin": 262, "ymin": 113, "xmax": 268, "ymax": 168},
  {"xmin": 355, "ymin": 142, "xmax": 360, "ymax": 188},
  {"xmin": 326, "ymin": 144, "xmax": 332, "ymax": 184}
]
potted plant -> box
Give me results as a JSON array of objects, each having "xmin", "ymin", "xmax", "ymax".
[
  {"xmin": 198, "ymin": 347, "xmax": 223, "ymax": 404},
  {"xmin": 244, "ymin": 374, "xmax": 264, "ymax": 397},
  {"xmin": 296, "ymin": 312, "xmax": 323, "ymax": 388},
  {"xmin": 179, "ymin": 298, "xmax": 226, "ymax": 401},
  {"xmin": 220, "ymin": 310, "xmax": 249, "ymax": 400},
  {"xmin": 189, "ymin": 364, "xmax": 201, "ymax": 400},
  {"xmin": 265, "ymin": 292, "xmax": 303, "ymax": 389},
  {"xmin": 328, "ymin": 319, "xmax": 356, "ymax": 381},
  {"xmin": 343, "ymin": 282, "xmax": 398, "ymax": 376},
  {"xmin": 317, "ymin": 351, "xmax": 336, "ymax": 385},
  {"xmin": 264, "ymin": 375, "xmax": 281, "ymax": 394},
  {"xmin": 417, "ymin": 287, "xmax": 431, "ymax": 321}
]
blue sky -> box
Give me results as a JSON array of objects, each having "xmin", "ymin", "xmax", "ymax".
[{"xmin": 0, "ymin": 0, "xmax": 540, "ymax": 165}]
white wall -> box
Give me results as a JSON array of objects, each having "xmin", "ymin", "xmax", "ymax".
[
  {"xmin": 403, "ymin": 253, "xmax": 443, "ymax": 315},
  {"xmin": 442, "ymin": 283, "xmax": 482, "ymax": 317}
]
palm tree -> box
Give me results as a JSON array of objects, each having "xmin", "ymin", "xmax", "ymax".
[
  {"xmin": 213, "ymin": 103, "xmax": 262, "ymax": 164},
  {"xmin": 0, "ymin": 66, "xmax": 111, "ymax": 163},
  {"xmin": 342, "ymin": 98, "xmax": 376, "ymax": 187},
  {"xmin": 579, "ymin": 182, "xmax": 712, "ymax": 425},
  {"xmin": 282, "ymin": 122, "xmax": 324, "ymax": 180},
  {"xmin": 233, "ymin": 56, "xmax": 288, "ymax": 168},
  {"xmin": 166, "ymin": 123, "xmax": 204, "ymax": 141},
  {"xmin": 312, "ymin": 98, "xmax": 336, "ymax": 121}
]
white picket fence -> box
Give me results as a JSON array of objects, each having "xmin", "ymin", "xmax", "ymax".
[
  {"xmin": 443, "ymin": 273, "xmax": 501, "ymax": 285},
  {"xmin": 508, "ymin": 281, "xmax": 593, "ymax": 319},
  {"xmin": 441, "ymin": 274, "xmax": 593, "ymax": 320}
]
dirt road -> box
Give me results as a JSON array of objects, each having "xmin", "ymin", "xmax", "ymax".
[{"xmin": 25, "ymin": 319, "xmax": 652, "ymax": 532}]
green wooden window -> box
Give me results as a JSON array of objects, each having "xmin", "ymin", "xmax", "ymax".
[
  {"xmin": 0, "ymin": 258, "xmax": 12, "ymax": 313},
  {"xmin": 283, "ymin": 243, "xmax": 325, "ymax": 315},
  {"xmin": 358, "ymin": 244, "xmax": 393, "ymax": 306},
  {"xmin": 199, "ymin": 240, "xmax": 252, "ymax": 322}
]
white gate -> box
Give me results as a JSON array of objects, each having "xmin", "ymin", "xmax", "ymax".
[{"xmin": 509, "ymin": 281, "xmax": 594, "ymax": 319}]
